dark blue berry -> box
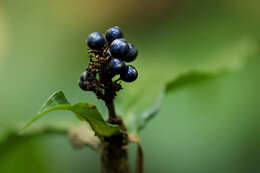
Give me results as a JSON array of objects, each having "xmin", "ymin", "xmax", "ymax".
[
  {"xmin": 79, "ymin": 79, "xmax": 87, "ymax": 91},
  {"xmin": 124, "ymin": 43, "xmax": 138, "ymax": 62},
  {"xmin": 86, "ymin": 32, "xmax": 106, "ymax": 50},
  {"xmin": 109, "ymin": 58, "xmax": 126, "ymax": 75},
  {"xmin": 105, "ymin": 26, "xmax": 123, "ymax": 44},
  {"xmin": 109, "ymin": 39, "xmax": 129, "ymax": 58},
  {"xmin": 80, "ymin": 71, "xmax": 89, "ymax": 81},
  {"xmin": 120, "ymin": 65, "xmax": 138, "ymax": 82},
  {"xmin": 79, "ymin": 71, "xmax": 89, "ymax": 91}
]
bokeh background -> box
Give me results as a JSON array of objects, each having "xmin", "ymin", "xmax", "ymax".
[{"xmin": 0, "ymin": 0, "xmax": 260, "ymax": 172}]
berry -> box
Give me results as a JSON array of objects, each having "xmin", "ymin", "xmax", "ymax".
[
  {"xmin": 78, "ymin": 71, "xmax": 89, "ymax": 91},
  {"xmin": 109, "ymin": 39, "xmax": 129, "ymax": 58},
  {"xmin": 80, "ymin": 71, "xmax": 89, "ymax": 81},
  {"xmin": 79, "ymin": 79, "xmax": 87, "ymax": 91},
  {"xmin": 105, "ymin": 26, "xmax": 123, "ymax": 43},
  {"xmin": 120, "ymin": 65, "xmax": 138, "ymax": 82},
  {"xmin": 109, "ymin": 58, "xmax": 126, "ymax": 75},
  {"xmin": 124, "ymin": 43, "xmax": 138, "ymax": 62},
  {"xmin": 86, "ymin": 32, "xmax": 106, "ymax": 50}
]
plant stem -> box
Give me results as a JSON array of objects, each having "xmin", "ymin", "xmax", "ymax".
[
  {"xmin": 102, "ymin": 92, "xmax": 130, "ymax": 173},
  {"xmin": 100, "ymin": 134, "xmax": 130, "ymax": 173},
  {"xmin": 105, "ymin": 99, "xmax": 116, "ymax": 122}
]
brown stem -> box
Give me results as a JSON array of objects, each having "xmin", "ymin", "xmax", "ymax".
[
  {"xmin": 102, "ymin": 96, "xmax": 130, "ymax": 173},
  {"xmin": 105, "ymin": 99, "xmax": 116, "ymax": 122},
  {"xmin": 100, "ymin": 134, "xmax": 130, "ymax": 173}
]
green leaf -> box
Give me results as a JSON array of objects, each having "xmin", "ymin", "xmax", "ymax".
[
  {"xmin": 21, "ymin": 91, "xmax": 120, "ymax": 137},
  {"xmin": 131, "ymin": 70, "xmax": 224, "ymax": 132},
  {"xmin": 118, "ymin": 36, "xmax": 258, "ymax": 133},
  {"xmin": 165, "ymin": 71, "xmax": 222, "ymax": 92}
]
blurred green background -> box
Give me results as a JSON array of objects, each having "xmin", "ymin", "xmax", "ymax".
[{"xmin": 0, "ymin": 0, "xmax": 259, "ymax": 172}]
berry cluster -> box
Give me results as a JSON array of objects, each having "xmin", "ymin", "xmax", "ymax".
[{"xmin": 78, "ymin": 26, "xmax": 138, "ymax": 102}]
